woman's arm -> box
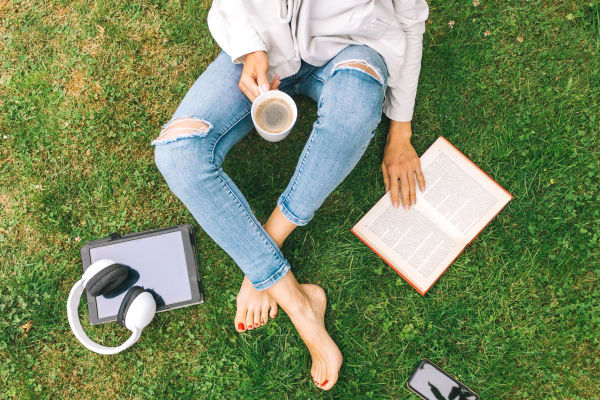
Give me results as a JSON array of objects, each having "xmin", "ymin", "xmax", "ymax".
[
  {"xmin": 207, "ymin": 1, "xmax": 280, "ymax": 101},
  {"xmin": 207, "ymin": 0, "xmax": 267, "ymax": 64},
  {"xmin": 381, "ymin": 120, "xmax": 426, "ymax": 210},
  {"xmin": 381, "ymin": 0, "xmax": 428, "ymax": 122},
  {"xmin": 381, "ymin": 1, "xmax": 429, "ymax": 209}
]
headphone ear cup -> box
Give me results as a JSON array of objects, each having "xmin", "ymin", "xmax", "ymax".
[
  {"xmin": 117, "ymin": 286, "xmax": 145, "ymax": 328},
  {"xmin": 85, "ymin": 263, "xmax": 129, "ymax": 296}
]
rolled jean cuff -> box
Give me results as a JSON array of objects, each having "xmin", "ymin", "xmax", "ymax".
[
  {"xmin": 252, "ymin": 260, "xmax": 291, "ymax": 290},
  {"xmin": 277, "ymin": 196, "xmax": 311, "ymax": 226}
]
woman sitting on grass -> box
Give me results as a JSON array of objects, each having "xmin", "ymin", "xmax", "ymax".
[{"xmin": 153, "ymin": 0, "xmax": 428, "ymax": 391}]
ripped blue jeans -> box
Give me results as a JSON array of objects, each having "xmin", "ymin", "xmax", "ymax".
[{"xmin": 153, "ymin": 45, "xmax": 388, "ymax": 290}]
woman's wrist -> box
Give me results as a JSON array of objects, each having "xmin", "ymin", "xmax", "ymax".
[{"xmin": 387, "ymin": 120, "xmax": 412, "ymax": 144}]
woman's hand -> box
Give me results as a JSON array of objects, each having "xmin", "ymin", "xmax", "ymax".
[
  {"xmin": 239, "ymin": 51, "xmax": 280, "ymax": 102},
  {"xmin": 381, "ymin": 121, "xmax": 426, "ymax": 209}
]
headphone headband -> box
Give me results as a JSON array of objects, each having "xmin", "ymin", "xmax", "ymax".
[
  {"xmin": 81, "ymin": 259, "xmax": 121, "ymax": 284},
  {"xmin": 67, "ymin": 274, "xmax": 141, "ymax": 355}
]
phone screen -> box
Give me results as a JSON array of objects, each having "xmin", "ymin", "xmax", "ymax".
[{"xmin": 407, "ymin": 360, "xmax": 479, "ymax": 400}]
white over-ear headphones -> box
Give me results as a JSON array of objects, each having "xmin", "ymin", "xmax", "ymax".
[{"xmin": 67, "ymin": 259, "xmax": 157, "ymax": 355}]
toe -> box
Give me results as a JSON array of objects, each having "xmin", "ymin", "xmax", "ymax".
[
  {"xmin": 321, "ymin": 372, "xmax": 338, "ymax": 391},
  {"xmin": 321, "ymin": 357, "xmax": 341, "ymax": 390},
  {"xmin": 269, "ymin": 300, "xmax": 278, "ymax": 319},
  {"xmin": 260, "ymin": 306, "xmax": 269, "ymax": 327},
  {"xmin": 253, "ymin": 310, "xmax": 262, "ymax": 329},
  {"xmin": 315, "ymin": 362, "xmax": 323, "ymax": 388},
  {"xmin": 235, "ymin": 306, "xmax": 247, "ymax": 332},
  {"xmin": 312, "ymin": 363, "xmax": 320, "ymax": 388},
  {"xmin": 245, "ymin": 310, "xmax": 255, "ymax": 331}
]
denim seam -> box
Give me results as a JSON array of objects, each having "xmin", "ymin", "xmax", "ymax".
[
  {"xmin": 277, "ymin": 79, "xmax": 322, "ymax": 223},
  {"xmin": 216, "ymin": 168, "xmax": 284, "ymax": 261},
  {"xmin": 277, "ymin": 197, "xmax": 311, "ymax": 226},
  {"xmin": 253, "ymin": 260, "xmax": 291, "ymax": 290},
  {"xmin": 280, "ymin": 119, "xmax": 317, "ymax": 205},
  {"xmin": 309, "ymin": 73, "xmax": 325, "ymax": 85}
]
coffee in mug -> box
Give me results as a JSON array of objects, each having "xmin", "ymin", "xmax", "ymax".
[
  {"xmin": 254, "ymin": 98, "xmax": 294, "ymax": 134},
  {"xmin": 251, "ymin": 88, "xmax": 297, "ymax": 142}
]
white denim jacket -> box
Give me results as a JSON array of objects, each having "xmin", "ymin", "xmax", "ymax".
[{"xmin": 207, "ymin": 0, "xmax": 429, "ymax": 122}]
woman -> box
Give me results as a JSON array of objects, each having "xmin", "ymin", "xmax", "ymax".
[{"xmin": 153, "ymin": 0, "xmax": 428, "ymax": 391}]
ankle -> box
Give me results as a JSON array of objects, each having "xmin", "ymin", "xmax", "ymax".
[
  {"xmin": 263, "ymin": 206, "xmax": 297, "ymax": 248},
  {"xmin": 285, "ymin": 294, "xmax": 312, "ymax": 317},
  {"xmin": 262, "ymin": 224, "xmax": 284, "ymax": 249},
  {"xmin": 265, "ymin": 273, "xmax": 311, "ymax": 315}
]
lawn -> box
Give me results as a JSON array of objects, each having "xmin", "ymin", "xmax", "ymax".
[{"xmin": 1, "ymin": 0, "xmax": 599, "ymax": 398}]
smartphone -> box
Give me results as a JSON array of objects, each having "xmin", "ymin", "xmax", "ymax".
[{"xmin": 407, "ymin": 359, "xmax": 479, "ymax": 400}]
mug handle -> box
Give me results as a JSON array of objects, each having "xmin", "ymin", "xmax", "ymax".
[{"xmin": 258, "ymin": 86, "xmax": 268, "ymax": 95}]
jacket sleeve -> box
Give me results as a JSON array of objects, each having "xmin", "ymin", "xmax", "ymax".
[
  {"xmin": 207, "ymin": 0, "xmax": 268, "ymax": 64},
  {"xmin": 383, "ymin": 0, "xmax": 429, "ymax": 122}
]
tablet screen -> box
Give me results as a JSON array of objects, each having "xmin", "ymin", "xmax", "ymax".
[{"xmin": 89, "ymin": 231, "xmax": 193, "ymax": 319}]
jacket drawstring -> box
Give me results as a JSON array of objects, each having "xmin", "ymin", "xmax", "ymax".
[
  {"xmin": 280, "ymin": 0, "xmax": 300, "ymax": 61},
  {"xmin": 279, "ymin": 0, "xmax": 293, "ymax": 23}
]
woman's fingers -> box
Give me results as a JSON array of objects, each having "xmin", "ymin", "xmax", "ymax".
[
  {"xmin": 240, "ymin": 74, "xmax": 281, "ymax": 103},
  {"xmin": 389, "ymin": 170, "xmax": 400, "ymax": 207},
  {"xmin": 257, "ymin": 69, "xmax": 270, "ymax": 94},
  {"xmin": 246, "ymin": 74, "xmax": 261, "ymax": 100},
  {"xmin": 399, "ymin": 170, "xmax": 410, "ymax": 209},
  {"xmin": 238, "ymin": 77, "xmax": 257, "ymax": 102},
  {"xmin": 381, "ymin": 137, "xmax": 424, "ymax": 209},
  {"xmin": 382, "ymin": 163, "xmax": 390, "ymax": 192},
  {"xmin": 416, "ymin": 164, "xmax": 426, "ymax": 192},
  {"xmin": 388, "ymin": 166, "xmax": 416, "ymax": 209},
  {"xmin": 408, "ymin": 167, "xmax": 417, "ymax": 206},
  {"xmin": 270, "ymin": 74, "xmax": 281, "ymax": 90},
  {"xmin": 239, "ymin": 51, "xmax": 270, "ymax": 102}
]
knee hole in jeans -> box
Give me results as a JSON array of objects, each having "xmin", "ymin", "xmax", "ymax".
[
  {"xmin": 331, "ymin": 59, "xmax": 384, "ymax": 86},
  {"xmin": 152, "ymin": 117, "xmax": 212, "ymax": 145}
]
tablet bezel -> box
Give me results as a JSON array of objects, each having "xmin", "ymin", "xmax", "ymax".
[{"xmin": 80, "ymin": 224, "xmax": 203, "ymax": 325}]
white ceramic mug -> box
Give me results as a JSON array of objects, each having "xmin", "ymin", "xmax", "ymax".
[{"xmin": 251, "ymin": 87, "xmax": 297, "ymax": 142}]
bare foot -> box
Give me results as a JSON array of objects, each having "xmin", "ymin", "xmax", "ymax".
[
  {"xmin": 234, "ymin": 275, "xmax": 278, "ymax": 332},
  {"xmin": 290, "ymin": 284, "xmax": 343, "ymax": 390}
]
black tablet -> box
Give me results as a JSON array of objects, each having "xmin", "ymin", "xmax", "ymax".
[{"xmin": 80, "ymin": 224, "xmax": 203, "ymax": 325}]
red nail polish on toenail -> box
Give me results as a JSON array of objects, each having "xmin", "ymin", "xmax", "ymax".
[
  {"xmin": 321, "ymin": 380, "xmax": 328, "ymax": 387},
  {"xmin": 238, "ymin": 323, "xmax": 245, "ymax": 330}
]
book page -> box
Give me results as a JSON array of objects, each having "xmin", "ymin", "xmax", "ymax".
[
  {"xmin": 417, "ymin": 137, "xmax": 512, "ymax": 240},
  {"xmin": 352, "ymin": 191, "xmax": 465, "ymax": 292},
  {"xmin": 365, "ymin": 203, "xmax": 459, "ymax": 282}
]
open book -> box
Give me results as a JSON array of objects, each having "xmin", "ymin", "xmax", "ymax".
[{"xmin": 351, "ymin": 136, "xmax": 513, "ymax": 295}]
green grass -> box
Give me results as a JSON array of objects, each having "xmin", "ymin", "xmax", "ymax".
[{"xmin": 1, "ymin": 0, "xmax": 599, "ymax": 398}]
